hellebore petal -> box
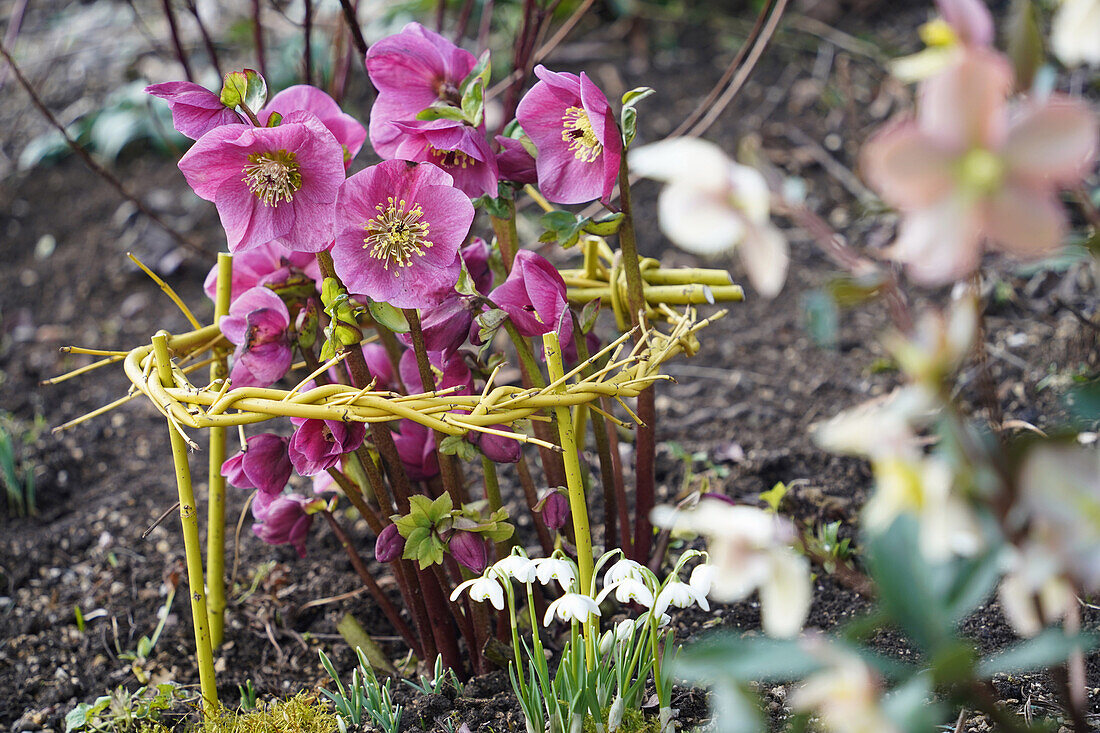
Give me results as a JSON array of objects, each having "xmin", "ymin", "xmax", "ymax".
[
  {"xmin": 860, "ymin": 121, "xmax": 957, "ymax": 210},
  {"xmin": 260, "ymin": 85, "xmax": 367, "ymax": 165},
  {"xmin": 495, "ymin": 135, "xmax": 538, "ymax": 185},
  {"xmin": 917, "ymin": 48, "xmax": 1012, "ymax": 151},
  {"xmin": 399, "ymin": 348, "xmax": 474, "ymax": 396},
  {"xmin": 1003, "ymin": 97, "xmax": 1099, "ymax": 187},
  {"xmin": 984, "ymin": 185, "xmax": 1066, "ymax": 259},
  {"xmin": 238, "ymin": 433, "xmax": 292, "ymax": 495},
  {"xmin": 288, "ymin": 417, "xmax": 367, "ymax": 476},
  {"xmin": 390, "ymin": 118, "xmax": 500, "ymax": 199},
  {"xmin": 393, "ymin": 420, "xmax": 440, "ymax": 481},
  {"xmin": 252, "ymin": 494, "xmax": 316, "ymax": 557},
  {"xmin": 935, "ymin": 0, "xmax": 994, "ymax": 47},
  {"xmin": 470, "ymin": 426, "xmax": 522, "ymax": 464},
  {"xmin": 488, "ymin": 250, "xmax": 569, "ymax": 337},
  {"xmin": 220, "ymin": 286, "xmax": 292, "ymax": 389},
  {"xmin": 145, "ymin": 81, "xmax": 242, "ymax": 139}
]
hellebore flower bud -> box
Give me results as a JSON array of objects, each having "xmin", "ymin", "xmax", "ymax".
[
  {"xmin": 222, "ymin": 433, "xmax": 292, "ymax": 496},
  {"xmin": 470, "ymin": 426, "xmax": 521, "ymax": 464},
  {"xmin": 539, "ymin": 490, "xmax": 570, "ymax": 531},
  {"xmin": 375, "ymin": 523, "xmax": 405, "ymax": 563},
  {"xmin": 450, "ymin": 531, "xmax": 490, "ymax": 574}
]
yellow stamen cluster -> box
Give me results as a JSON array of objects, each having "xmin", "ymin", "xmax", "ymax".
[
  {"xmin": 431, "ymin": 147, "xmax": 473, "ymax": 169},
  {"xmin": 363, "ymin": 197, "xmax": 434, "ymax": 274},
  {"xmin": 561, "ymin": 106, "xmax": 602, "ymax": 163},
  {"xmin": 242, "ymin": 150, "xmax": 302, "ymax": 207}
]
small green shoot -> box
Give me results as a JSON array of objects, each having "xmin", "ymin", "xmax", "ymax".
[{"xmin": 759, "ymin": 482, "xmax": 790, "ymax": 514}]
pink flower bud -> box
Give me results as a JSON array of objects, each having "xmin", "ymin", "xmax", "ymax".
[
  {"xmin": 222, "ymin": 433, "xmax": 292, "ymax": 495},
  {"xmin": 470, "ymin": 426, "xmax": 521, "ymax": 464},
  {"xmin": 375, "ymin": 523, "xmax": 405, "ymax": 563},
  {"xmin": 541, "ymin": 491, "xmax": 570, "ymax": 531},
  {"xmin": 450, "ymin": 531, "xmax": 489, "ymax": 574}
]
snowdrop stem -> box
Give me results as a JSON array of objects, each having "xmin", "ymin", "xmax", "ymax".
[
  {"xmin": 152, "ymin": 332, "xmax": 218, "ymax": 716},
  {"xmin": 205, "ymin": 253, "xmax": 232, "ymax": 649},
  {"xmin": 648, "ymin": 618, "xmax": 667, "ymax": 710}
]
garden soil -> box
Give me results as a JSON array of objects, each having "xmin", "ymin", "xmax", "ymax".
[{"xmin": 2, "ymin": 2, "xmax": 1098, "ymax": 731}]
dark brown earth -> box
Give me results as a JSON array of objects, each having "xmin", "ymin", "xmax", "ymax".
[{"xmin": 2, "ymin": 1, "xmax": 1098, "ymax": 731}]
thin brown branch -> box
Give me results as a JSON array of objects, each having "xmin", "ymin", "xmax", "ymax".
[{"xmin": 161, "ymin": 0, "xmax": 193, "ymax": 81}]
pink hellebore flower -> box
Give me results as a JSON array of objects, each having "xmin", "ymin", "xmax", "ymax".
[
  {"xmin": 934, "ymin": 0, "xmax": 993, "ymax": 47},
  {"xmin": 178, "ymin": 110, "xmax": 345, "ymax": 253},
  {"xmin": 495, "ymin": 135, "xmax": 538, "ymax": 186},
  {"xmin": 204, "ymin": 241, "xmax": 320, "ymax": 305},
  {"xmin": 220, "ymin": 286, "xmax": 293, "ymax": 388},
  {"xmin": 145, "ymin": 81, "xmax": 242, "ymax": 140},
  {"xmin": 488, "ymin": 250, "xmax": 569, "ymax": 338},
  {"xmin": 361, "ymin": 342, "xmax": 401, "ymax": 392},
  {"xmin": 516, "ymin": 65, "xmax": 622, "ymax": 205},
  {"xmin": 461, "ymin": 237, "xmax": 494, "ymax": 294},
  {"xmin": 390, "ymin": 119, "xmax": 499, "ymax": 199},
  {"xmin": 399, "ymin": 348, "xmax": 474, "ymax": 396},
  {"xmin": 222, "ymin": 433, "xmax": 292, "ymax": 495},
  {"xmin": 393, "ymin": 420, "xmax": 440, "ymax": 481},
  {"xmin": 863, "ymin": 50, "xmax": 1099, "ymax": 285},
  {"xmin": 288, "ymin": 416, "xmax": 367, "ymax": 476},
  {"xmin": 259, "ymin": 85, "xmax": 367, "ymax": 167},
  {"xmin": 365, "ymin": 22, "xmax": 478, "ymax": 158},
  {"xmin": 332, "ymin": 160, "xmax": 475, "ymax": 309},
  {"xmin": 252, "ymin": 493, "xmax": 317, "ymax": 558}
]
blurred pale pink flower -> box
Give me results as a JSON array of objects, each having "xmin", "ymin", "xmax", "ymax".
[
  {"xmin": 791, "ymin": 641, "xmax": 903, "ymax": 733},
  {"xmin": 890, "ymin": 0, "xmax": 992, "ymax": 81},
  {"xmin": 145, "ymin": 81, "xmax": 242, "ymax": 139},
  {"xmin": 365, "ymin": 22, "xmax": 478, "ymax": 158},
  {"xmin": 1052, "ymin": 0, "xmax": 1100, "ymax": 67},
  {"xmin": 178, "ymin": 111, "xmax": 345, "ymax": 253},
  {"xmin": 260, "ymin": 85, "xmax": 366, "ymax": 167},
  {"xmin": 629, "ymin": 137, "xmax": 788, "ymax": 298},
  {"xmin": 331, "ymin": 161, "xmax": 474, "ymax": 309},
  {"xmin": 516, "ymin": 65, "xmax": 622, "ymax": 205},
  {"xmin": 863, "ymin": 50, "xmax": 1098, "ymax": 285},
  {"xmin": 219, "ymin": 286, "xmax": 293, "ymax": 388}
]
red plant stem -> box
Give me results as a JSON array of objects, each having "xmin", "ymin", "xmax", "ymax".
[
  {"xmin": 490, "ymin": 200, "xmax": 519, "ymax": 270},
  {"xmin": 0, "ymin": 41, "xmax": 208, "ymax": 258},
  {"xmin": 250, "ymin": 0, "xmax": 267, "ymax": 80},
  {"xmin": 161, "ymin": 0, "xmax": 193, "ymax": 81},
  {"xmin": 601, "ymin": 398, "xmax": 632, "ymax": 558},
  {"xmin": 404, "ymin": 308, "xmax": 467, "ymax": 506},
  {"xmin": 453, "ymin": 0, "xmax": 475, "ymax": 42},
  {"xmin": 435, "ymin": 0, "xmax": 446, "ymax": 32},
  {"xmin": 184, "ymin": 0, "xmax": 222, "ymax": 79},
  {"xmin": 337, "ymin": 0, "xmax": 370, "ymax": 70},
  {"xmin": 440, "ymin": 557, "xmax": 485, "ymax": 674},
  {"xmin": 477, "ymin": 0, "xmax": 494, "ymax": 54},
  {"xmin": 516, "ymin": 453, "xmax": 554, "ymax": 555},
  {"xmin": 322, "ymin": 510, "xmax": 423, "ymax": 657},
  {"xmin": 419, "ymin": 564, "xmax": 465, "ymax": 677},
  {"xmin": 302, "ymin": 0, "xmax": 313, "ymax": 86}
]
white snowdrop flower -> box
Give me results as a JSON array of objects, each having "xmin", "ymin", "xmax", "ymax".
[
  {"xmin": 492, "ymin": 554, "xmax": 538, "ymax": 584},
  {"xmin": 688, "ymin": 564, "xmax": 716, "ymax": 610},
  {"xmin": 603, "ymin": 558, "xmax": 647, "ymax": 588},
  {"xmin": 635, "ymin": 610, "xmax": 672, "ymax": 630},
  {"xmin": 534, "ymin": 557, "xmax": 578, "ymax": 592},
  {"xmin": 1053, "ymin": 0, "xmax": 1100, "ymax": 67},
  {"xmin": 543, "ymin": 592, "xmax": 600, "ymax": 626},
  {"xmin": 450, "ymin": 575, "xmax": 504, "ymax": 611},
  {"xmin": 791, "ymin": 645, "xmax": 902, "ymax": 733},
  {"xmin": 614, "ymin": 618, "xmax": 636, "ymax": 643},
  {"xmin": 596, "ymin": 577, "xmax": 655, "ymax": 608},
  {"xmin": 759, "ymin": 549, "xmax": 812, "ymax": 639},
  {"xmin": 653, "ymin": 581, "xmax": 702, "ymax": 617},
  {"xmin": 629, "ymin": 137, "xmax": 788, "ymax": 298}
]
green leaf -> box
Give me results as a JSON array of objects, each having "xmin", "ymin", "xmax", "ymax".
[
  {"xmin": 89, "ymin": 108, "xmax": 143, "ymax": 161},
  {"xmin": 1065, "ymin": 379, "xmax": 1100, "ymax": 422},
  {"xmin": 881, "ymin": 673, "xmax": 942, "ymax": 733},
  {"xmin": 454, "ymin": 259, "xmax": 481, "ymax": 297},
  {"xmin": 620, "ymin": 107, "xmax": 638, "ymax": 148},
  {"xmin": 461, "ymin": 68, "xmax": 486, "ymax": 128},
  {"xmin": 941, "ymin": 547, "xmax": 1004, "ymax": 626},
  {"xmin": 674, "ymin": 633, "xmax": 822, "ymax": 683},
  {"xmin": 978, "ymin": 630, "xmax": 1099, "ymax": 677},
  {"xmin": 581, "ymin": 212, "xmax": 624, "ymax": 236},
  {"xmin": 439, "ymin": 434, "xmax": 478, "ymax": 461},
  {"xmin": 759, "ymin": 481, "xmax": 789, "ymax": 514},
  {"xmin": 220, "ymin": 69, "xmax": 267, "ymax": 112},
  {"xmin": 415, "ymin": 104, "xmax": 469, "ymax": 123},
  {"xmin": 64, "ymin": 704, "xmax": 91, "ymax": 732},
  {"xmin": 621, "ymin": 86, "xmax": 655, "ymax": 109},
  {"xmin": 826, "ymin": 272, "xmax": 886, "ymax": 308},
  {"xmin": 337, "ymin": 612, "xmax": 397, "ymax": 675},
  {"xmin": 367, "ymin": 300, "xmax": 409, "ymax": 333},
  {"xmin": 459, "ymin": 50, "xmax": 491, "ymax": 97},
  {"xmin": 266, "ymin": 111, "xmax": 282, "ymax": 127},
  {"xmin": 1006, "ymin": 0, "xmax": 1043, "ymax": 91},
  {"xmin": 426, "ymin": 492, "xmax": 454, "ymax": 523},
  {"xmin": 578, "ymin": 299, "xmax": 601, "ymax": 334}
]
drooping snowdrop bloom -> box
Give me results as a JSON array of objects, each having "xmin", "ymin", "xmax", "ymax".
[
  {"xmin": 1052, "ymin": 0, "xmax": 1100, "ymax": 67},
  {"xmin": 491, "ymin": 553, "xmax": 539, "ymax": 584},
  {"xmin": 534, "ymin": 556, "xmax": 578, "ymax": 592},
  {"xmin": 219, "ymin": 286, "xmax": 293, "ymax": 388},
  {"xmin": 145, "ymin": 81, "xmax": 242, "ymax": 139},
  {"xmin": 389, "ymin": 119, "xmax": 499, "ymax": 198},
  {"xmin": 652, "ymin": 581, "xmax": 703, "ymax": 617},
  {"xmin": 260, "ymin": 85, "xmax": 367, "ymax": 166},
  {"xmin": 287, "ymin": 416, "xmax": 367, "ymax": 477},
  {"xmin": 178, "ymin": 111, "xmax": 345, "ymax": 253},
  {"xmin": 597, "ymin": 577, "xmax": 655, "ymax": 608},
  {"xmin": 365, "ymin": 23, "xmax": 478, "ymax": 158},
  {"xmin": 862, "ymin": 50, "xmax": 1098, "ymax": 285},
  {"xmin": 450, "ymin": 573, "xmax": 505, "ymax": 611},
  {"xmin": 790, "ymin": 642, "xmax": 903, "ymax": 733},
  {"xmin": 603, "ymin": 558, "xmax": 648, "ymax": 588},
  {"xmin": 204, "ymin": 241, "xmax": 320, "ymax": 305},
  {"xmin": 997, "ymin": 544, "xmax": 1074, "ymax": 637},
  {"xmin": 332, "ymin": 160, "xmax": 475, "ymax": 309},
  {"xmin": 516, "ymin": 65, "xmax": 622, "ymax": 205},
  {"xmin": 629, "ymin": 137, "xmax": 788, "ymax": 298},
  {"xmin": 688, "ymin": 564, "xmax": 716, "ymax": 605},
  {"xmin": 544, "ymin": 592, "xmax": 601, "ymax": 626},
  {"xmin": 221, "ymin": 433, "xmax": 292, "ymax": 496},
  {"xmin": 651, "ymin": 499, "xmax": 810, "ymax": 638}
]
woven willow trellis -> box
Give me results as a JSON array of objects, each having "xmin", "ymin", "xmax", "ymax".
[{"xmin": 56, "ymin": 244, "xmax": 740, "ymax": 715}]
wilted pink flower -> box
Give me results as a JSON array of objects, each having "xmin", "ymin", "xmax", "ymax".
[
  {"xmin": 259, "ymin": 85, "xmax": 367, "ymax": 167},
  {"xmin": 332, "ymin": 160, "xmax": 475, "ymax": 309},
  {"xmin": 222, "ymin": 433, "xmax": 292, "ymax": 495},
  {"xmin": 204, "ymin": 241, "xmax": 320, "ymax": 304},
  {"xmin": 178, "ymin": 110, "xmax": 345, "ymax": 253},
  {"xmin": 516, "ymin": 65, "xmax": 622, "ymax": 205},
  {"xmin": 220, "ymin": 286, "xmax": 293, "ymax": 388},
  {"xmin": 393, "ymin": 420, "xmax": 440, "ymax": 481},
  {"xmin": 365, "ymin": 22, "xmax": 478, "ymax": 158},
  {"xmin": 389, "ymin": 119, "xmax": 498, "ymax": 198},
  {"xmin": 252, "ymin": 493, "xmax": 318, "ymax": 557},
  {"xmin": 540, "ymin": 490, "xmax": 570, "ymax": 531},
  {"xmin": 145, "ymin": 81, "xmax": 242, "ymax": 140},
  {"xmin": 863, "ymin": 50, "xmax": 1099, "ymax": 285},
  {"xmin": 375, "ymin": 523, "xmax": 405, "ymax": 563},
  {"xmin": 288, "ymin": 416, "xmax": 367, "ymax": 476},
  {"xmin": 399, "ymin": 348, "xmax": 474, "ymax": 396},
  {"xmin": 450, "ymin": 531, "xmax": 490, "ymax": 573},
  {"xmin": 495, "ymin": 135, "xmax": 538, "ymax": 185},
  {"xmin": 470, "ymin": 425, "xmax": 521, "ymax": 464},
  {"xmin": 488, "ymin": 249, "xmax": 569, "ymax": 337}
]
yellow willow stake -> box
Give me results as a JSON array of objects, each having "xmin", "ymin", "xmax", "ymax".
[
  {"xmin": 206, "ymin": 253, "xmax": 232, "ymax": 648},
  {"xmin": 152, "ymin": 332, "xmax": 218, "ymax": 715},
  {"xmin": 542, "ymin": 332, "xmax": 595, "ymax": 669}
]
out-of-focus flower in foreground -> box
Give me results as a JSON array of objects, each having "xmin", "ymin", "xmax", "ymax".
[
  {"xmin": 1052, "ymin": 0, "xmax": 1100, "ymax": 67},
  {"xmin": 629, "ymin": 137, "xmax": 788, "ymax": 298},
  {"xmin": 790, "ymin": 640, "xmax": 903, "ymax": 733}
]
